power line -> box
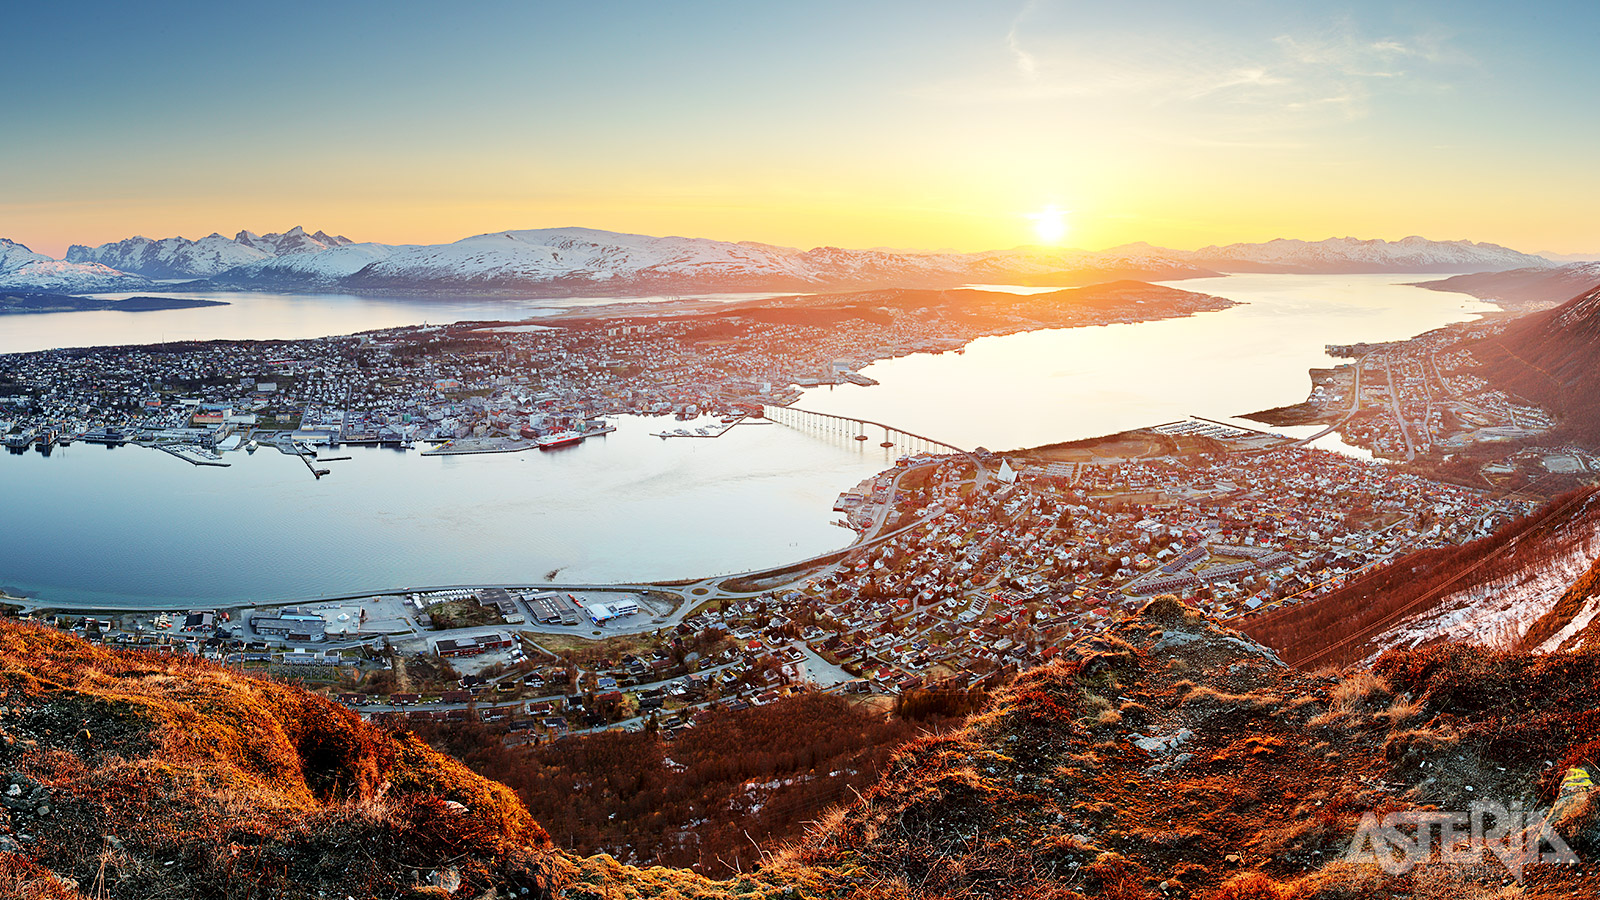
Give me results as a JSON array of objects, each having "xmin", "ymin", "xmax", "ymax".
[{"xmin": 1291, "ymin": 489, "xmax": 1595, "ymax": 669}]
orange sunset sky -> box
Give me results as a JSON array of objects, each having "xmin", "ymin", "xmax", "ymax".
[{"xmin": 7, "ymin": 2, "xmax": 1599, "ymax": 258}]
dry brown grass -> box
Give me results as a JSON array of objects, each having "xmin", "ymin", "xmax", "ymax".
[
  {"xmin": 1307, "ymin": 671, "xmax": 1394, "ymax": 729},
  {"xmin": 0, "ymin": 622, "xmax": 552, "ymax": 899}
]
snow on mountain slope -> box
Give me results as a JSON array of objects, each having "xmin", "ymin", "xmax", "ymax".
[
  {"xmin": 349, "ymin": 228, "xmax": 857, "ymax": 288},
  {"xmin": 233, "ymin": 226, "xmax": 352, "ymax": 256},
  {"xmin": 319, "ymin": 227, "xmax": 1217, "ymax": 293},
  {"xmin": 68, "ymin": 226, "xmax": 353, "ymax": 278},
  {"xmin": 0, "ymin": 238, "xmax": 46, "ymax": 273},
  {"xmin": 1184, "ymin": 236, "xmax": 1553, "ymax": 273},
  {"xmin": 0, "ymin": 238, "xmax": 149, "ymax": 292},
  {"xmin": 66, "ymin": 233, "xmax": 269, "ymax": 278},
  {"xmin": 204, "ymin": 241, "xmax": 406, "ymax": 287},
  {"xmin": 1365, "ymin": 494, "xmax": 1600, "ymax": 659},
  {"xmin": 23, "ymin": 227, "xmax": 1561, "ymax": 295}
]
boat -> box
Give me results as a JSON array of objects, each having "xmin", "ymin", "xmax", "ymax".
[
  {"xmin": 245, "ymin": 440, "xmax": 259, "ymax": 453},
  {"xmin": 537, "ymin": 430, "xmax": 584, "ymax": 450}
]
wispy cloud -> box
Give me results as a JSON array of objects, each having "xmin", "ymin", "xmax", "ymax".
[
  {"xmin": 920, "ymin": 8, "xmax": 1468, "ymax": 136},
  {"xmin": 1006, "ymin": 0, "xmax": 1042, "ymax": 77}
]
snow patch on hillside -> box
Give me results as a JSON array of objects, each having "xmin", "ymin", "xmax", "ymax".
[{"xmin": 1369, "ymin": 520, "xmax": 1600, "ymax": 658}]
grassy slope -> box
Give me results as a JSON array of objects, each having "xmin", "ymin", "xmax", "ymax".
[
  {"xmin": 13, "ymin": 603, "xmax": 1600, "ymax": 899},
  {"xmin": 779, "ymin": 599, "xmax": 1600, "ymax": 899}
]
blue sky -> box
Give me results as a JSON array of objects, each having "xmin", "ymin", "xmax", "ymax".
[{"xmin": 7, "ymin": 1, "xmax": 1599, "ymax": 256}]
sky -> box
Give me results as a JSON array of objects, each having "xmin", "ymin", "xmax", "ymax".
[{"xmin": 6, "ymin": 1, "xmax": 1599, "ymax": 258}]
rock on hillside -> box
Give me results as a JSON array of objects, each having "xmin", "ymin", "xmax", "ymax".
[
  {"xmin": 779, "ymin": 598, "xmax": 1600, "ymax": 898},
  {"xmin": 14, "ymin": 605, "xmax": 1600, "ymax": 899}
]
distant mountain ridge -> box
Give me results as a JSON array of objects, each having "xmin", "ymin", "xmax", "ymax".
[
  {"xmin": 1415, "ymin": 261, "xmax": 1600, "ymax": 309},
  {"xmin": 66, "ymin": 226, "xmax": 352, "ymax": 278},
  {"xmin": 1178, "ymin": 235, "xmax": 1551, "ymax": 273},
  {"xmin": 0, "ymin": 227, "xmax": 1562, "ymax": 295},
  {"xmin": 0, "ymin": 238, "xmax": 149, "ymax": 292}
]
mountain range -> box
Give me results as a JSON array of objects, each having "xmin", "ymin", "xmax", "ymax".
[
  {"xmin": 0, "ymin": 238, "xmax": 148, "ymax": 293},
  {"xmin": 0, "ymin": 228, "xmax": 1561, "ymax": 297},
  {"xmin": 64, "ymin": 226, "xmax": 352, "ymax": 278}
]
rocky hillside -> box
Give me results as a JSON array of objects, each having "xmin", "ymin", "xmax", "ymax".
[
  {"xmin": 734, "ymin": 597, "xmax": 1600, "ymax": 899},
  {"xmin": 13, "ymin": 599, "xmax": 1600, "ymax": 899},
  {"xmin": 0, "ymin": 622, "xmax": 559, "ymax": 898},
  {"xmin": 1471, "ymin": 283, "xmax": 1600, "ymax": 444}
]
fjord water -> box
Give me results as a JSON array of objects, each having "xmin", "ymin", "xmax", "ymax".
[
  {"xmin": 799, "ymin": 274, "xmax": 1496, "ymax": 450},
  {"xmin": 0, "ymin": 290, "xmax": 788, "ymax": 355},
  {"xmin": 0, "ymin": 418, "xmax": 898, "ymax": 608},
  {"xmin": 0, "ymin": 274, "xmax": 1494, "ymax": 608}
]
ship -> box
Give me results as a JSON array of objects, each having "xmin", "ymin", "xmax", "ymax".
[{"xmin": 537, "ymin": 430, "xmax": 584, "ymax": 450}]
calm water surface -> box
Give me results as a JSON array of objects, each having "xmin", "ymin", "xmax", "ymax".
[
  {"xmin": 0, "ymin": 274, "xmax": 1488, "ymax": 607},
  {"xmin": 799, "ymin": 274, "xmax": 1495, "ymax": 450},
  {"xmin": 0, "ymin": 418, "xmax": 897, "ymax": 608},
  {"xmin": 0, "ymin": 290, "xmax": 788, "ymax": 354}
]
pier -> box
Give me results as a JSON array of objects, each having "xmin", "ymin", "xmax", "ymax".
[{"xmin": 765, "ymin": 405, "xmax": 966, "ymax": 455}]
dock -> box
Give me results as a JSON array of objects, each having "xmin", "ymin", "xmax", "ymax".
[
  {"xmin": 651, "ymin": 417, "xmax": 749, "ymax": 439},
  {"xmin": 150, "ymin": 443, "xmax": 231, "ymax": 467}
]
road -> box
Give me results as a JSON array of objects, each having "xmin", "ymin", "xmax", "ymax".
[
  {"xmin": 1284, "ymin": 352, "xmax": 1368, "ymax": 449},
  {"xmin": 1383, "ymin": 356, "xmax": 1417, "ymax": 461}
]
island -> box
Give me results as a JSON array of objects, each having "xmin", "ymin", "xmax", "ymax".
[{"xmin": 0, "ymin": 291, "xmax": 229, "ymax": 314}]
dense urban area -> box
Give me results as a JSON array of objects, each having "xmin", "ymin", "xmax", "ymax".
[{"xmin": 0, "ymin": 282, "xmax": 1231, "ymax": 460}]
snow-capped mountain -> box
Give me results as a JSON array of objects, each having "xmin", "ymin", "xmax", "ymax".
[
  {"xmin": 208, "ymin": 241, "xmax": 407, "ymax": 288},
  {"xmin": 232, "ymin": 226, "xmax": 352, "ymax": 257},
  {"xmin": 1178, "ymin": 236, "xmax": 1553, "ymax": 274},
  {"xmin": 0, "ymin": 238, "xmax": 150, "ymax": 292},
  {"xmin": 9, "ymin": 227, "xmax": 1566, "ymax": 297},
  {"xmin": 66, "ymin": 226, "xmax": 353, "ymax": 278},
  {"xmin": 194, "ymin": 227, "xmax": 1218, "ymax": 294}
]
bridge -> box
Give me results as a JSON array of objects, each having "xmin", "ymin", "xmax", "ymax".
[{"xmin": 765, "ymin": 405, "xmax": 967, "ymax": 455}]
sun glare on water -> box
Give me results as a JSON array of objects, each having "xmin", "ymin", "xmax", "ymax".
[{"xmin": 1031, "ymin": 206, "xmax": 1068, "ymax": 245}]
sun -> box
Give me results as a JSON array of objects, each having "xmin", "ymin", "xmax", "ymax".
[{"xmin": 1030, "ymin": 206, "xmax": 1069, "ymax": 245}]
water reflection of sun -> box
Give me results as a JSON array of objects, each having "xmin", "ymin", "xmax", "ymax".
[{"xmin": 1031, "ymin": 206, "xmax": 1068, "ymax": 245}]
